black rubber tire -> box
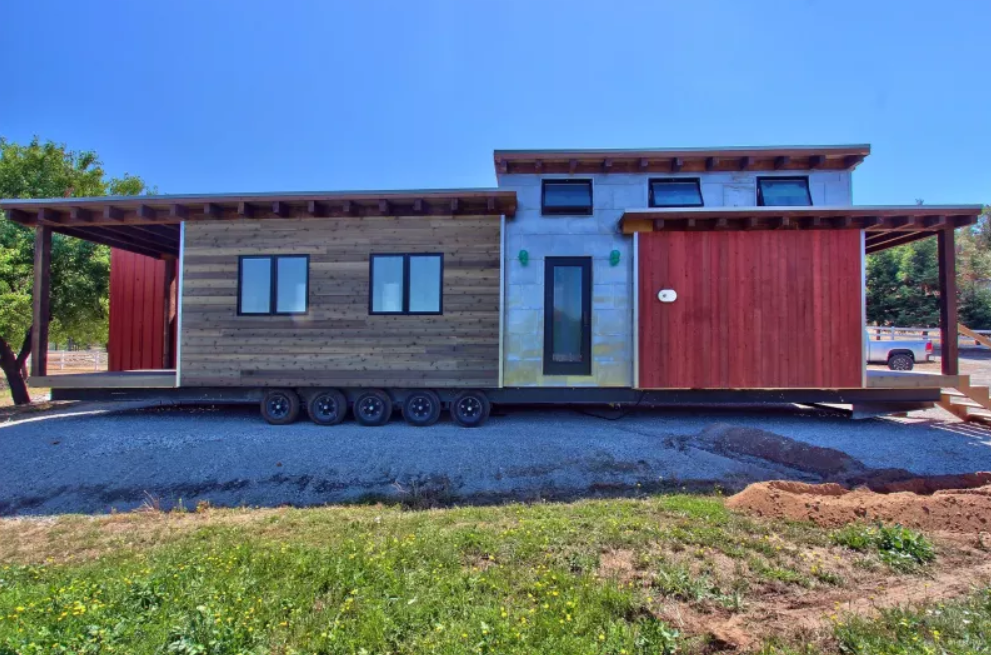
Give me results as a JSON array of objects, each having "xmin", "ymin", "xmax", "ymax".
[
  {"xmin": 307, "ymin": 389, "xmax": 348, "ymax": 426},
  {"xmin": 353, "ymin": 389, "xmax": 393, "ymax": 426},
  {"xmin": 403, "ymin": 390, "xmax": 442, "ymax": 427},
  {"xmin": 450, "ymin": 390, "xmax": 491, "ymax": 428},
  {"xmin": 260, "ymin": 389, "xmax": 301, "ymax": 425},
  {"xmin": 887, "ymin": 353, "xmax": 914, "ymax": 371}
]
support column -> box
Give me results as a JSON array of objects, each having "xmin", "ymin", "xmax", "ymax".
[
  {"xmin": 938, "ymin": 228, "xmax": 959, "ymax": 376},
  {"xmin": 162, "ymin": 257, "xmax": 176, "ymax": 368},
  {"xmin": 30, "ymin": 225, "xmax": 52, "ymax": 378}
]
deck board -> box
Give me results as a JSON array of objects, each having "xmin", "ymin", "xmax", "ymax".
[
  {"xmin": 866, "ymin": 369, "xmax": 959, "ymax": 389},
  {"xmin": 29, "ymin": 370, "xmax": 177, "ymax": 389}
]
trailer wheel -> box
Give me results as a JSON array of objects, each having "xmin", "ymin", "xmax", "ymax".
[
  {"xmin": 887, "ymin": 352, "xmax": 914, "ymax": 371},
  {"xmin": 261, "ymin": 389, "xmax": 300, "ymax": 425},
  {"xmin": 450, "ymin": 390, "xmax": 491, "ymax": 428},
  {"xmin": 403, "ymin": 390, "xmax": 442, "ymax": 427},
  {"xmin": 308, "ymin": 389, "xmax": 348, "ymax": 426},
  {"xmin": 354, "ymin": 389, "xmax": 392, "ymax": 426}
]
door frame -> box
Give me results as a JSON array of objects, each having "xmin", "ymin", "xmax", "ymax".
[{"xmin": 543, "ymin": 256, "xmax": 592, "ymax": 376}]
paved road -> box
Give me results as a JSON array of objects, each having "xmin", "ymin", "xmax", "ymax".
[{"xmin": 2, "ymin": 403, "xmax": 991, "ymax": 516}]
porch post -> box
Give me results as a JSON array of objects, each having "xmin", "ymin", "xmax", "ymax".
[
  {"xmin": 937, "ymin": 227, "xmax": 959, "ymax": 376},
  {"xmin": 30, "ymin": 225, "xmax": 52, "ymax": 378}
]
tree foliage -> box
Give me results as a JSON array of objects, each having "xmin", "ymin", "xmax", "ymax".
[
  {"xmin": 866, "ymin": 209, "xmax": 991, "ymax": 328},
  {"xmin": 0, "ymin": 137, "xmax": 151, "ymax": 402}
]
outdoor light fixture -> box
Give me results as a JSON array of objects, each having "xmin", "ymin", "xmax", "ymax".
[
  {"xmin": 519, "ymin": 250, "xmax": 529, "ymax": 266},
  {"xmin": 610, "ymin": 250, "xmax": 621, "ymax": 266}
]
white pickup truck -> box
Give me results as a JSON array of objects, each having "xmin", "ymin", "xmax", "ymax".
[{"xmin": 866, "ymin": 332, "xmax": 934, "ymax": 370}]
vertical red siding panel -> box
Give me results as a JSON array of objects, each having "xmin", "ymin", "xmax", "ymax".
[
  {"xmin": 108, "ymin": 249, "xmax": 170, "ymax": 372},
  {"xmin": 637, "ymin": 229, "xmax": 862, "ymax": 389}
]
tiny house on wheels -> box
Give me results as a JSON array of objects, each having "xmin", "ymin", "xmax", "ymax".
[{"xmin": 1, "ymin": 145, "xmax": 983, "ymax": 426}]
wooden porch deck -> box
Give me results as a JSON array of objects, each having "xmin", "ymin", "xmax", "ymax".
[
  {"xmin": 865, "ymin": 369, "xmax": 960, "ymax": 389},
  {"xmin": 29, "ymin": 370, "xmax": 177, "ymax": 389}
]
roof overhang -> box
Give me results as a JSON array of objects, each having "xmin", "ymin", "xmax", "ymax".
[
  {"xmin": 619, "ymin": 205, "xmax": 985, "ymax": 253},
  {"xmin": 494, "ymin": 144, "xmax": 870, "ymax": 175},
  {"xmin": 0, "ymin": 188, "xmax": 518, "ymax": 260}
]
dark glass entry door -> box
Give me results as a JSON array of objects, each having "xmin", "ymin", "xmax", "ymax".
[{"xmin": 543, "ymin": 257, "xmax": 592, "ymax": 375}]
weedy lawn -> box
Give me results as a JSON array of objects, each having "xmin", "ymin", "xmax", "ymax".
[{"xmin": 0, "ymin": 495, "xmax": 988, "ymax": 654}]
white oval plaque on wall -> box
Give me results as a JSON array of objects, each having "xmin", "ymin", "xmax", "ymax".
[{"xmin": 657, "ymin": 289, "xmax": 677, "ymax": 303}]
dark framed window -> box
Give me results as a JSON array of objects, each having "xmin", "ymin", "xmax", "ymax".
[
  {"xmin": 237, "ymin": 255, "xmax": 309, "ymax": 315},
  {"xmin": 757, "ymin": 176, "xmax": 813, "ymax": 206},
  {"xmin": 543, "ymin": 257, "xmax": 592, "ymax": 376},
  {"xmin": 369, "ymin": 253, "xmax": 443, "ymax": 315},
  {"xmin": 649, "ymin": 178, "xmax": 704, "ymax": 207},
  {"xmin": 541, "ymin": 179, "xmax": 593, "ymax": 216}
]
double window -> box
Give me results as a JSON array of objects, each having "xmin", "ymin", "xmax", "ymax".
[
  {"xmin": 757, "ymin": 176, "xmax": 812, "ymax": 206},
  {"xmin": 649, "ymin": 178, "xmax": 704, "ymax": 207},
  {"xmin": 238, "ymin": 255, "xmax": 309, "ymax": 315},
  {"xmin": 541, "ymin": 180, "xmax": 593, "ymax": 216},
  {"xmin": 369, "ymin": 253, "xmax": 443, "ymax": 315},
  {"xmin": 544, "ymin": 257, "xmax": 592, "ymax": 376}
]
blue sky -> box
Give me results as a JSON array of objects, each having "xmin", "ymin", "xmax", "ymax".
[{"xmin": 1, "ymin": 0, "xmax": 988, "ymax": 205}]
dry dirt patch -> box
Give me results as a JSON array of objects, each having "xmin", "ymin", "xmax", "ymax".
[{"xmin": 726, "ymin": 478, "xmax": 991, "ymax": 534}]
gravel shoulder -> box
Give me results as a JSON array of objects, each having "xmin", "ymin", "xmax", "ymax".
[{"xmin": 2, "ymin": 402, "xmax": 991, "ymax": 516}]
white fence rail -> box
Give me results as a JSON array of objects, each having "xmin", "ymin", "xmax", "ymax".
[
  {"xmin": 867, "ymin": 326, "xmax": 991, "ymax": 348},
  {"xmin": 23, "ymin": 350, "xmax": 109, "ymax": 373}
]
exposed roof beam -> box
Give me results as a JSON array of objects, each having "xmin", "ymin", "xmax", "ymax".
[
  {"xmin": 809, "ymin": 155, "xmax": 826, "ymax": 169},
  {"xmin": 204, "ymin": 203, "xmax": 221, "ymax": 218},
  {"xmin": 271, "ymin": 201, "xmax": 289, "ymax": 218},
  {"xmin": 170, "ymin": 204, "xmax": 188, "ymax": 219},
  {"xmin": 307, "ymin": 200, "xmax": 326, "ymax": 217},
  {"xmin": 670, "ymin": 157, "xmax": 683, "ymax": 173},
  {"xmin": 774, "ymin": 156, "xmax": 790, "ymax": 170},
  {"xmin": 136, "ymin": 204, "xmax": 156, "ymax": 220},
  {"xmin": 739, "ymin": 156, "xmax": 752, "ymax": 171},
  {"xmin": 924, "ymin": 216, "xmax": 948, "ymax": 229},
  {"xmin": 705, "ymin": 157, "xmax": 718, "ymax": 171},
  {"xmin": 237, "ymin": 202, "xmax": 253, "ymax": 218},
  {"xmin": 568, "ymin": 159, "xmax": 578, "ymax": 174},
  {"xmin": 69, "ymin": 207, "xmax": 92, "ymax": 222},
  {"xmin": 104, "ymin": 206, "xmax": 123, "ymax": 221}
]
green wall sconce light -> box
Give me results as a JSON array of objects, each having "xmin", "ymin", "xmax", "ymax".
[
  {"xmin": 519, "ymin": 250, "xmax": 529, "ymax": 266},
  {"xmin": 610, "ymin": 250, "xmax": 621, "ymax": 267}
]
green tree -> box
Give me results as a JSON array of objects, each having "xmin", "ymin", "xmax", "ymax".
[
  {"xmin": 0, "ymin": 137, "xmax": 151, "ymax": 404},
  {"xmin": 866, "ymin": 207, "xmax": 991, "ymax": 330}
]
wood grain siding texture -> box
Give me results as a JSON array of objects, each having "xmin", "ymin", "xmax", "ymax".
[
  {"xmin": 180, "ymin": 216, "xmax": 502, "ymax": 388},
  {"xmin": 638, "ymin": 230, "xmax": 863, "ymax": 389}
]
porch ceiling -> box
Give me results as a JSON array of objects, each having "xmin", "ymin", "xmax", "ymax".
[
  {"xmin": 0, "ymin": 188, "xmax": 519, "ymax": 260},
  {"xmin": 619, "ymin": 205, "xmax": 984, "ymax": 253}
]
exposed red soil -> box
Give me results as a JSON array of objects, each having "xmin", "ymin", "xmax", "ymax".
[{"xmin": 726, "ymin": 477, "xmax": 991, "ymax": 533}]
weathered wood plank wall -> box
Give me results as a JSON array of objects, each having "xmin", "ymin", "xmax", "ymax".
[
  {"xmin": 180, "ymin": 216, "xmax": 502, "ymax": 388},
  {"xmin": 638, "ymin": 230, "xmax": 863, "ymax": 389}
]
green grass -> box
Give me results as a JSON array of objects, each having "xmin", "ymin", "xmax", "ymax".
[
  {"xmin": 0, "ymin": 496, "xmax": 977, "ymax": 654},
  {"xmin": 830, "ymin": 523, "xmax": 936, "ymax": 572}
]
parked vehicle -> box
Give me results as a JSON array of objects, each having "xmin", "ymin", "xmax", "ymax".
[{"xmin": 866, "ymin": 332, "xmax": 933, "ymax": 370}]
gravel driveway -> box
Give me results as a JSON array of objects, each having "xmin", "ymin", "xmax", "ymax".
[{"xmin": 2, "ymin": 403, "xmax": 991, "ymax": 515}]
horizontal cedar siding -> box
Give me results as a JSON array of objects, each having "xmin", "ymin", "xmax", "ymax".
[
  {"xmin": 180, "ymin": 216, "xmax": 501, "ymax": 388},
  {"xmin": 638, "ymin": 230, "xmax": 863, "ymax": 389}
]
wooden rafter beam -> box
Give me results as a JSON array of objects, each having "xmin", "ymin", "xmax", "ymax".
[
  {"xmin": 237, "ymin": 202, "xmax": 253, "ymax": 218},
  {"xmin": 204, "ymin": 203, "xmax": 221, "ymax": 218},
  {"xmin": 809, "ymin": 155, "xmax": 826, "ymax": 169},
  {"xmin": 705, "ymin": 157, "xmax": 718, "ymax": 171},
  {"xmin": 271, "ymin": 201, "xmax": 289, "ymax": 218},
  {"xmin": 738, "ymin": 156, "xmax": 752, "ymax": 171},
  {"xmin": 670, "ymin": 157, "xmax": 683, "ymax": 173},
  {"xmin": 774, "ymin": 156, "xmax": 790, "ymax": 170}
]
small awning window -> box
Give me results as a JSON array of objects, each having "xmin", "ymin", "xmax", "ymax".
[
  {"xmin": 757, "ymin": 177, "xmax": 812, "ymax": 206},
  {"xmin": 542, "ymin": 180, "xmax": 593, "ymax": 215},
  {"xmin": 649, "ymin": 179, "xmax": 703, "ymax": 207}
]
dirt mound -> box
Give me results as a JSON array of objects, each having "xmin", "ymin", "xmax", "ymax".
[{"xmin": 727, "ymin": 477, "xmax": 991, "ymax": 533}]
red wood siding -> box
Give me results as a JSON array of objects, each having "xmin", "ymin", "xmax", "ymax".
[
  {"xmin": 109, "ymin": 249, "xmax": 175, "ymax": 371},
  {"xmin": 638, "ymin": 230, "xmax": 863, "ymax": 389}
]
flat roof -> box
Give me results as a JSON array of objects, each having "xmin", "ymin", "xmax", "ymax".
[
  {"xmin": 1, "ymin": 188, "xmax": 518, "ymax": 260},
  {"xmin": 494, "ymin": 144, "xmax": 871, "ymax": 175},
  {"xmin": 619, "ymin": 204, "xmax": 985, "ymax": 253}
]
